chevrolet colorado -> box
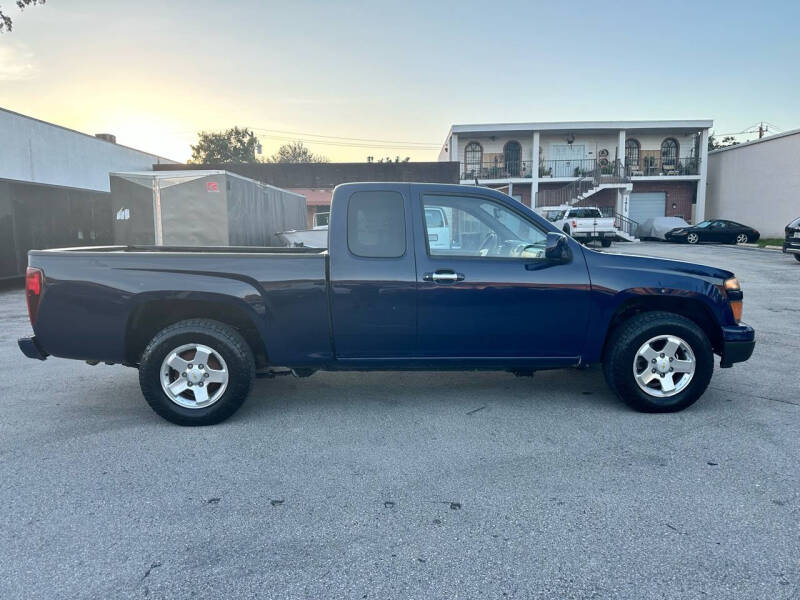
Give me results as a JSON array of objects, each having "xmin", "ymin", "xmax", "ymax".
[{"xmin": 19, "ymin": 183, "xmax": 755, "ymax": 425}]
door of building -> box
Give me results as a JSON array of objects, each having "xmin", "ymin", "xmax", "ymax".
[{"xmin": 550, "ymin": 144, "xmax": 586, "ymax": 177}]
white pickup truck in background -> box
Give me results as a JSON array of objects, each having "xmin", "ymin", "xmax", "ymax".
[{"xmin": 546, "ymin": 206, "xmax": 617, "ymax": 247}]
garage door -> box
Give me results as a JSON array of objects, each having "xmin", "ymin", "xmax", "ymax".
[{"xmin": 629, "ymin": 192, "xmax": 666, "ymax": 226}]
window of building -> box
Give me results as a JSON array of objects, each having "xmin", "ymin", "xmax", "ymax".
[
  {"xmin": 661, "ymin": 138, "xmax": 679, "ymax": 166},
  {"xmin": 347, "ymin": 191, "xmax": 406, "ymax": 258},
  {"xmin": 625, "ymin": 139, "xmax": 640, "ymax": 167},
  {"xmin": 504, "ymin": 141, "xmax": 522, "ymax": 177},
  {"xmin": 464, "ymin": 142, "xmax": 483, "ymax": 177},
  {"xmin": 422, "ymin": 194, "xmax": 546, "ymax": 258}
]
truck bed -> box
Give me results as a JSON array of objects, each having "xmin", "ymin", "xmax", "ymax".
[{"xmin": 28, "ymin": 245, "xmax": 333, "ymax": 367}]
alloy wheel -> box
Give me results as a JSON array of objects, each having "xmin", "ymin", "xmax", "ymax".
[
  {"xmin": 736, "ymin": 233, "xmax": 748, "ymax": 244},
  {"xmin": 160, "ymin": 343, "xmax": 229, "ymax": 409},
  {"xmin": 687, "ymin": 233, "xmax": 699, "ymax": 244},
  {"xmin": 632, "ymin": 335, "xmax": 696, "ymax": 398}
]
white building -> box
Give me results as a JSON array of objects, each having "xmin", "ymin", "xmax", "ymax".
[
  {"xmin": 439, "ymin": 120, "xmax": 712, "ymax": 231},
  {"xmin": 0, "ymin": 107, "xmax": 178, "ymax": 278},
  {"xmin": 0, "ymin": 107, "xmax": 176, "ymax": 191},
  {"xmin": 706, "ymin": 128, "xmax": 800, "ymax": 238}
]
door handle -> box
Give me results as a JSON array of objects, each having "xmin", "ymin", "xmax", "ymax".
[{"xmin": 424, "ymin": 270, "xmax": 465, "ymax": 283}]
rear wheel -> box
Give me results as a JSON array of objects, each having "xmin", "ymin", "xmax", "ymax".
[
  {"xmin": 138, "ymin": 319, "xmax": 255, "ymax": 425},
  {"xmin": 795, "ymin": 254, "xmax": 800, "ymax": 263},
  {"xmin": 686, "ymin": 232, "xmax": 700, "ymax": 244},
  {"xmin": 603, "ymin": 312, "xmax": 713, "ymax": 412},
  {"xmin": 601, "ymin": 239, "xmax": 612, "ymax": 248}
]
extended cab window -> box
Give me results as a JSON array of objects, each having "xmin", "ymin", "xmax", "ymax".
[
  {"xmin": 347, "ymin": 191, "xmax": 406, "ymax": 258},
  {"xmin": 423, "ymin": 194, "xmax": 547, "ymax": 259}
]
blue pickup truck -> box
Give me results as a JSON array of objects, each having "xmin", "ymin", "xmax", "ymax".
[{"xmin": 19, "ymin": 183, "xmax": 755, "ymax": 425}]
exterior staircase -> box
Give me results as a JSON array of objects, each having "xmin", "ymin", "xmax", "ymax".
[{"xmin": 536, "ymin": 159, "xmax": 638, "ymax": 241}]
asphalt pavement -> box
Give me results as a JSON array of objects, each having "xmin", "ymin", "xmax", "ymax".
[{"xmin": 0, "ymin": 242, "xmax": 797, "ymax": 599}]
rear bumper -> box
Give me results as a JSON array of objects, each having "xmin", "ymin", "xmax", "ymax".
[
  {"xmin": 719, "ymin": 323, "xmax": 755, "ymax": 368},
  {"xmin": 572, "ymin": 231, "xmax": 616, "ymax": 239},
  {"xmin": 18, "ymin": 336, "xmax": 48, "ymax": 361}
]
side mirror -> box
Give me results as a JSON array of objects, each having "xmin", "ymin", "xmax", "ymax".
[{"xmin": 545, "ymin": 231, "xmax": 571, "ymax": 262}]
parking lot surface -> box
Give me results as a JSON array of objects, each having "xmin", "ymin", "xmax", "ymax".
[{"xmin": 1, "ymin": 242, "xmax": 798, "ymax": 599}]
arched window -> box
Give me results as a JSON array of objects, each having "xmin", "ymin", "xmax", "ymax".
[
  {"xmin": 661, "ymin": 138, "xmax": 679, "ymax": 166},
  {"xmin": 504, "ymin": 140, "xmax": 522, "ymax": 176},
  {"xmin": 625, "ymin": 139, "xmax": 640, "ymax": 167},
  {"xmin": 464, "ymin": 141, "xmax": 483, "ymax": 177}
]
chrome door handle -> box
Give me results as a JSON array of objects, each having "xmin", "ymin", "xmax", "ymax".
[{"xmin": 424, "ymin": 270, "xmax": 465, "ymax": 283}]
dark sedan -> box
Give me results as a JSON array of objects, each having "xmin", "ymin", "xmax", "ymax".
[
  {"xmin": 783, "ymin": 217, "xmax": 800, "ymax": 263},
  {"xmin": 665, "ymin": 220, "xmax": 760, "ymax": 245}
]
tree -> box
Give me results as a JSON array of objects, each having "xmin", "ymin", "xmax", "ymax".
[
  {"xmin": 708, "ymin": 134, "xmax": 739, "ymax": 151},
  {"xmin": 0, "ymin": 0, "xmax": 44, "ymax": 32},
  {"xmin": 267, "ymin": 141, "xmax": 328, "ymax": 163},
  {"xmin": 189, "ymin": 127, "xmax": 260, "ymax": 164}
]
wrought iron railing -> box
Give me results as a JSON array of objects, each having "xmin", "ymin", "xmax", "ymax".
[
  {"xmin": 626, "ymin": 156, "xmax": 700, "ymax": 176},
  {"xmin": 461, "ymin": 156, "xmax": 700, "ymax": 180},
  {"xmin": 460, "ymin": 160, "xmax": 534, "ymax": 179},
  {"xmin": 613, "ymin": 212, "xmax": 639, "ymax": 238}
]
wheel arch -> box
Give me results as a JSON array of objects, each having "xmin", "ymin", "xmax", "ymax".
[
  {"xmin": 601, "ymin": 296, "xmax": 723, "ymax": 359},
  {"xmin": 125, "ymin": 298, "xmax": 268, "ymax": 368}
]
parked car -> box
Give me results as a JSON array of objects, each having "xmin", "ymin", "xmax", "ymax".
[
  {"xmin": 665, "ymin": 220, "xmax": 760, "ymax": 245},
  {"xmin": 424, "ymin": 206, "xmax": 452, "ymax": 250},
  {"xmin": 551, "ymin": 206, "xmax": 617, "ymax": 247},
  {"xmin": 19, "ymin": 183, "xmax": 755, "ymax": 425},
  {"xmin": 783, "ymin": 217, "xmax": 800, "ymax": 262},
  {"xmin": 637, "ymin": 217, "xmax": 690, "ymax": 241}
]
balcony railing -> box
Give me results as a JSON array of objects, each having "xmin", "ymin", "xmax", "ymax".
[
  {"xmin": 460, "ymin": 160, "xmax": 535, "ymax": 180},
  {"xmin": 626, "ymin": 156, "xmax": 700, "ymax": 177},
  {"xmin": 461, "ymin": 157, "xmax": 701, "ymax": 180}
]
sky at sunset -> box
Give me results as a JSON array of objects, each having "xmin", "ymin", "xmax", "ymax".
[{"xmin": 1, "ymin": 0, "xmax": 798, "ymax": 162}]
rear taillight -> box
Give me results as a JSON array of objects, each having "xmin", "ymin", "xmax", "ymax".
[
  {"xmin": 25, "ymin": 267, "xmax": 43, "ymax": 325},
  {"xmin": 572, "ymin": 220, "xmax": 577, "ymax": 228}
]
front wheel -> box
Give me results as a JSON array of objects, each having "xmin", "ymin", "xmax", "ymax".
[
  {"xmin": 794, "ymin": 254, "xmax": 800, "ymax": 263},
  {"xmin": 603, "ymin": 312, "xmax": 713, "ymax": 412},
  {"xmin": 735, "ymin": 233, "xmax": 748, "ymax": 244},
  {"xmin": 601, "ymin": 238, "xmax": 612, "ymax": 248},
  {"xmin": 138, "ymin": 319, "xmax": 255, "ymax": 425},
  {"xmin": 686, "ymin": 232, "xmax": 700, "ymax": 244}
]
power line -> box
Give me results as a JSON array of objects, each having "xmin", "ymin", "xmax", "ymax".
[{"xmin": 248, "ymin": 126, "xmax": 441, "ymax": 148}]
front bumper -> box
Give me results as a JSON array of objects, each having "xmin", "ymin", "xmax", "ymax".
[
  {"xmin": 18, "ymin": 336, "xmax": 48, "ymax": 361},
  {"xmin": 782, "ymin": 239, "xmax": 800, "ymax": 254},
  {"xmin": 719, "ymin": 323, "xmax": 755, "ymax": 368}
]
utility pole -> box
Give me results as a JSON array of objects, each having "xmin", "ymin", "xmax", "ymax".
[{"xmin": 758, "ymin": 122, "xmax": 768, "ymax": 139}]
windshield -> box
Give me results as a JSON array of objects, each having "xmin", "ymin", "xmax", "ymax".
[{"xmin": 694, "ymin": 221, "xmax": 712, "ymax": 228}]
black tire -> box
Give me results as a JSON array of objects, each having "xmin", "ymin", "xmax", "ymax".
[
  {"xmin": 735, "ymin": 233, "xmax": 748, "ymax": 244},
  {"xmin": 687, "ymin": 233, "xmax": 700, "ymax": 244},
  {"xmin": 601, "ymin": 239, "xmax": 612, "ymax": 248},
  {"xmin": 138, "ymin": 319, "xmax": 255, "ymax": 426},
  {"xmin": 602, "ymin": 311, "xmax": 713, "ymax": 413},
  {"xmin": 562, "ymin": 225, "xmax": 571, "ymax": 235},
  {"xmin": 794, "ymin": 254, "xmax": 800, "ymax": 263}
]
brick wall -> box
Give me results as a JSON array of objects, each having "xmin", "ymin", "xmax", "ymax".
[
  {"xmin": 575, "ymin": 188, "xmax": 616, "ymax": 212},
  {"xmin": 631, "ymin": 181, "xmax": 697, "ymax": 222}
]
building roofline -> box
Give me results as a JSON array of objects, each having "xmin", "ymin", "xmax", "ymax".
[
  {"xmin": 448, "ymin": 119, "xmax": 713, "ymax": 135},
  {"xmin": 0, "ymin": 106, "xmax": 179, "ymax": 163},
  {"xmin": 708, "ymin": 127, "xmax": 800, "ymax": 154}
]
